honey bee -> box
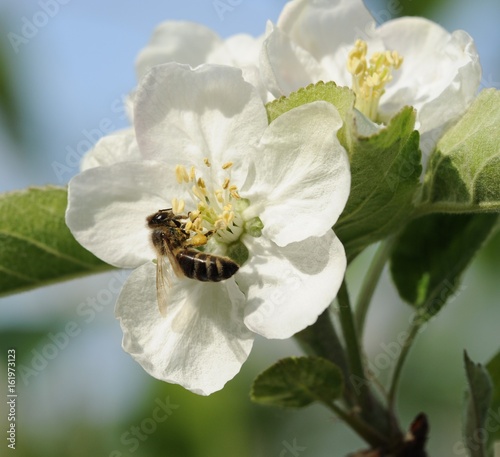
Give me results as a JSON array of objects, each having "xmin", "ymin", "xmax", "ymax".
[{"xmin": 147, "ymin": 209, "xmax": 239, "ymax": 315}]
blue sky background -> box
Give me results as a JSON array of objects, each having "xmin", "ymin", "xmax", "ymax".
[{"xmin": 0, "ymin": 0, "xmax": 498, "ymax": 192}]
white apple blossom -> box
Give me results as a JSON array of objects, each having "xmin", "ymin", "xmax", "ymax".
[
  {"xmin": 66, "ymin": 63, "xmax": 350, "ymax": 395},
  {"xmin": 79, "ymin": 128, "xmax": 140, "ymax": 171},
  {"xmin": 136, "ymin": 21, "xmax": 268, "ymax": 101},
  {"xmin": 260, "ymin": 0, "xmax": 482, "ymax": 154},
  {"xmin": 82, "ymin": 22, "xmax": 266, "ymax": 167}
]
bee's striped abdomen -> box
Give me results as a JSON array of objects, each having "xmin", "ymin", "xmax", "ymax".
[{"xmin": 176, "ymin": 250, "xmax": 239, "ymax": 282}]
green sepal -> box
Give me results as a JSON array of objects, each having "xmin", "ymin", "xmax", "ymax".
[
  {"xmin": 225, "ymin": 240, "xmax": 249, "ymax": 266},
  {"xmin": 265, "ymin": 81, "xmax": 355, "ymax": 147},
  {"xmin": 250, "ymin": 356, "xmax": 343, "ymax": 408},
  {"xmin": 335, "ymin": 106, "xmax": 422, "ymax": 260}
]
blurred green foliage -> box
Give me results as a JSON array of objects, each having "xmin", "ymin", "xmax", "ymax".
[
  {"xmin": 0, "ymin": 22, "xmax": 22, "ymax": 143},
  {"xmin": 366, "ymin": 0, "xmax": 452, "ymax": 20}
]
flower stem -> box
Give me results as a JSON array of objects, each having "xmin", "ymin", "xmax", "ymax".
[
  {"xmin": 294, "ymin": 309, "xmax": 349, "ymax": 381},
  {"xmin": 326, "ymin": 401, "xmax": 389, "ymax": 448},
  {"xmin": 355, "ymin": 238, "xmax": 395, "ymax": 340},
  {"xmin": 387, "ymin": 320, "xmax": 421, "ymax": 411},
  {"xmin": 338, "ymin": 280, "xmax": 400, "ymax": 440},
  {"xmin": 295, "ymin": 309, "xmax": 359, "ymax": 407},
  {"xmin": 337, "ymin": 280, "xmax": 365, "ymax": 387}
]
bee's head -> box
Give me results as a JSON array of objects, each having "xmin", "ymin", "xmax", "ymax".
[{"xmin": 147, "ymin": 209, "xmax": 175, "ymax": 228}]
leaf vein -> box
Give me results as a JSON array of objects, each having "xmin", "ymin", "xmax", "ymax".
[{"xmin": 0, "ymin": 229, "xmax": 98, "ymax": 269}]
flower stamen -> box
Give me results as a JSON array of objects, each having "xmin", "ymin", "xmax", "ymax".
[
  {"xmin": 171, "ymin": 161, "xmax": 245, "ymax": 245},
  {"xmin": 347, "ymin": 39, "xmax": 403, "ymax": 121},
  {"xmin": 171, "ymin": 198, "xmax": 185, "ymax": 215},
  {"xmin": 175, "ymin": 165, "xmax": 189, "ymax": 183}
]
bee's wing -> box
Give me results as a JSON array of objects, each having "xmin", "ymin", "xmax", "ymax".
[
  {"xmin": 155, "ymin": 234, "xmax": 185, "ymax": 317},
  {"xmin": 155, "ymin": 254, "xmax": 172, "ymax": 317}
]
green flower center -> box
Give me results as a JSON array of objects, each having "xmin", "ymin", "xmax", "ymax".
[{"xmin": 172, "ymin": 159, "xmax": 262, "ymax": 262}]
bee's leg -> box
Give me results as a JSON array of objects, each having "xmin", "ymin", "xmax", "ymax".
[{"xmin": 172, "ymin": 214, "xmax": 188, "ymax": 223}]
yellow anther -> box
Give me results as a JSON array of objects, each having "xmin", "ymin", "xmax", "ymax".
[
  {"xmin": 229, "ymin": 185, "xmax": 240, "ymax": 199},
  {"xmin": 175, "ymin": 165, "xmax": 189, "ymax": 183},
  {"xmin": 192, "ymin": 185, "xmax": 206, "ymax": 202},
  {"xmin": 351, "ymin": 39, "xmax": 367, "ymax": 57},
  {"xmin": 215, "ymin": 189, "xmax": 224, "ymax": 203},
  {"xmin": 214, "ymin": 219, "xmax": 227, "ymax": 230},
  {"xmin": 189, "ymin": 166, "xmax": 196, "ymax": 182},
  {"xmin": 347, "ymin": 57, "xmax": 366, "ymax": 77},
  {"xmin": 385, "ymin": 50, "xmax": 403, "ymax": 69},
  {"xmin": 366, "ymin": 73, "xmax": 380, "ymax": 88},
  {"xmin": 193, "ymin": 217, "xmax": 203, "ymax": 231},
  {"xmin": 222, "ymin": 210, "xmax": 234, "ymax": 225},
  {"xmin": 171, "ymin": 158, "xmax": 245, "ymax": 245},
  {"xmin": 189, "ymin": 210, "xmax": 200, "ymax": 221},
  {"xmin": 171, "ymin": 198, "xmax": 185, "ymax": 215}
]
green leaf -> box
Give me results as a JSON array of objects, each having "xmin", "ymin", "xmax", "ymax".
[
  {"xmin": 486, "ymin": 351, "xmax": 500, "ymax": 450},
  {"xmin": 463, "ymin": 351, "xmax": 493, "ymax": 457},
  {"xmin": 422, "ymin": 89, "xmax": 500, "ymax": 213},
  {"xmin": 0, "ymin": 186, "xmax": 113, "ymax": 296},
  {"xmin": 335, "ymin": 106, "xmax": 422, "ymax": 260},
  {"xmin": 390, "ymin": 213, "xmax": 498, "ymax": 315},
  {"xmin": 265, "ymin": 81, "xmax": 355, "ymax": 147},
  {"xmin": 250, "ymin": 356, "xmax": 343, "ymax": 408}
]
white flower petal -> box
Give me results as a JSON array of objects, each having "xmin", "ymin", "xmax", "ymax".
[
  {"xmin": 260, "ymin": 24, "xmax": 327, "ymax": 97},
  {"xmin": 242, "ymin": 101, "xmax": 350, "ymax": 246},
  {"xmin": 211, "ymin": 33, "xmax": 270, "ymax": 102},
  {"xmin": 116, "ymin": 262, "xmax": 254, "ymax": 395},
  {"xmin": 240, "ymin": 231, "xmax": 345, "ymax": 339},
  {"xmin": 277, "ymin": 0, "xmax": 376, "ymax": 63},
  {"xmin": 66, "ymin": 161, "xmax": 187, "ymax": 268},
  {"xmin": 136, "ymin": 21, "xmax": 225, "ymax": 80},
  {"xmin": 377, "ymin": 17, "xmax": 481, "ymax": 152},
  {"xmin": 134, "ymin": 63, "xmax": 268, "ymax": 171},
  {"xmin": 210, "ymin": 33, "xmax": 263, "ymax": 69},
  {"xmin": 80, "ymin": 128, "xmax": 140, "ymax": 171}
]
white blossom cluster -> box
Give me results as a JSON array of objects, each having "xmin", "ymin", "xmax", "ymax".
[{"xmin": 66, "ymin": 0, "xmax": 480, "ymax": 394}]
